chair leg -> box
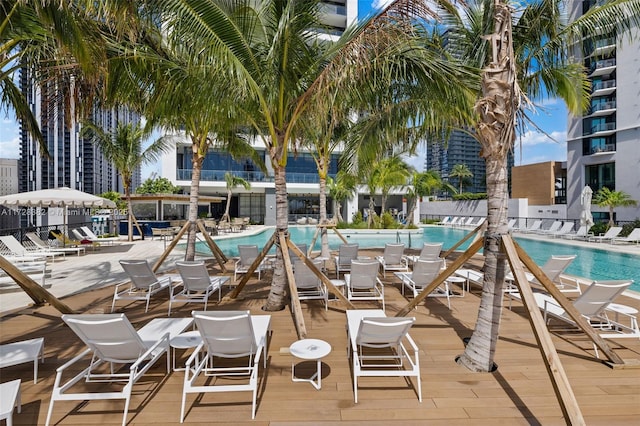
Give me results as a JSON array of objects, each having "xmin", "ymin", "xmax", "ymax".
[{"xmin": 180, "ymin": 389, "xmax": 188, "ymax": 423}]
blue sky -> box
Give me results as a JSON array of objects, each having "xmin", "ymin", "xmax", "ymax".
[{"xmin": 1, "ymin": 1, "xmax": 568, "ymax": 177}]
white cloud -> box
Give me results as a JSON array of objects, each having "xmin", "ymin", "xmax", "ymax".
[
  {"xmin": 0, "ymin": 136, "xmax": 21, "ymax": 158},
  {"xmin": 517, "ymin": 130, "xmax": 566, "ymax": 147}
]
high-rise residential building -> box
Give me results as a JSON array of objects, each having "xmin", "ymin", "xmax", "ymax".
[
  {"xmin": 19, "ymin": 71, "xmax": 141, "ymax": 195},
  {"xmin": 566, "ymin": 1, "xmax": 640, "ymax": 223},
  {"xmin": 0, "ymin": 158, "xmax": 19, "ymax": 196},
  {"xmin": 424, "ymin": 130, "xmax": 513, "ymax": 195}
]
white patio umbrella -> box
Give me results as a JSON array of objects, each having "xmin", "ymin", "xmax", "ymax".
[
  {"xmin": 580, "ymin": 185, "xmax": 594, "ymax": 228},
  {"xmin": 0, "ymin": 187, "xmax": 116, "ymax": 244}
]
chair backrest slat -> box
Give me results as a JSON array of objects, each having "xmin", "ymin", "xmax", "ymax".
[
  {"xmin": 176, "ymin": 260, "xmax": 211, "ymax": 292},
  {"xmin": 356, "ymin": 317, "xmax": 415, "ymax": 348},
  {"xmin": 193, "ymin": 310, "xmax": 256, "ymax": 358},
  {"xmin": 349, "ymin": 260, "xmax": 379, "ymax": 289},
  {"xmin": 120, "ymin": 260, "xmax": 159, "ymax": 290}
]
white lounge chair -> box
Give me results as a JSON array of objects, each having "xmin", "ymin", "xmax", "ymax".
[
  {"xmin": 345, "ymin": 260, "xmax": 385, "ymax": 311},
  {"xmin": 536, "ymin": 220, "xmax": 562, "ymax": 235},
  {"xmin": 288, "ymin": 243, "xmax": 308, "ymax": 263},
  {"xmin": 612, "ymin": 228, "xmax": 640, "ymax": 245},
  {"xmin": 522, "ymin": 220, "xmax": 542, "ymax": 234},
  {"xmin": 506, "ymin": 255, "xmax": 578, "ymax": 302},
  {"xmin": 168, "ymin": 260, "xmax": 227, "ymax": 315},
  {"xmin": 549, "ymin": 222, "xmax": 574, "ymax": 238},
  {"xmin": 522, "ymin": 280, "xmax": 638, "ymax": 354},
  {"xmin": 588, "ymin": 226, "xmax": 623, "ymax": 243},
  {"xmin": 346, "ymin": 310, "xmax": 421, "ymax": 403},
  {"xmin": 436, "ymin": 216, "xmax": 451, "ymax": 226},
  {"xmin": 0, "ymin": 379, "xmax": 21, "ymax": 426},
  {"xmin": 404, "ymin": 242, "xmax": 443, "ymax": 266},
  {"xmin": 375, "ymin": 243, "xmax": 408, "ymax": 277},
  {"xmin": 334, "ymin": 243, "xmax": 359, "ymax": 278},
  {"xmin": 395, "ymin": 259, "xmax": 451, "ymax": 308},
  {"xmin": 562, "ymin": 225, "xmax": 590, "ymax": 240},
  {"xmin": 294, "ymin": 258, "xmax": 328, "ymax": 310},
  {"xmin": 25, "ymin": 232, "xmax": 85, "ymax": 256},
  {"xmin": 79, "ymin": 226, "xmax": 120, "ymax": 244},
  {"xmin": 0, "ymin": 235, "xmax": 56, "ymax": 262},
  {"xmin": 181, "ymin": 310, "xmax": 271, "ymax": 421},
  {"xmin": 114, "ymin": 259, "xmax": 172, "ymax": 312},
  {"xmin": 46, "ymin": 314, "xmax": 192, "ymax": 426},
  {"xmin": 234, "ymin": 244, "xmax": 266, "ymax": 282}
]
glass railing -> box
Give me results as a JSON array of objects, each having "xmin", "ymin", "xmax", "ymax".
[
  {"xmin": 589, "ymin": 101, "xmax": 616, "ymax": 113},
  {"xmin": 587, "ymin": 143, "xmax": 616, "ymax": 155},
  {"xmin": 584, "ymin": 122, "xmax": 617, "ymax": 135},
  {"xmin": 592, "ymin": 79, "xmax": 616, "ymax": 91},
  {"xmin": 318, "ymin": 3, "xmax": 346, "ymax": 15},
  {"xmin": 594, "ymin": 37, "xmax": 616, "ymax": 49},
  {"xmin": 176, "ymin": 169, "xmax": 334, "ymax": 184},
  {"xmin": 591, "ymin": 58, "xmax": 616, "ymax": 72}
]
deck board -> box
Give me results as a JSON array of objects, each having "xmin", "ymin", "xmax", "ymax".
[{"xmin": 2, "ymin": 244, "xmax": 640, "ymax": 425}]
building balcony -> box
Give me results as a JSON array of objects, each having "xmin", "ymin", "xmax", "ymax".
[
  {"xmin": 589, "ymin": 37, "xmax": 616, "ymax": 57},
  {"xmin": 586, "ymin": 144, "xmax": 616, "ymax": 155},
  {"xmin": 176, "ymin": 169, "xmax": 331, "ymax": 184},
  {"xmin": 583, "ymin": 122, "xmax": 617, "ymax": 136},
  {"xmin": 318, "ymin": 3, "xmax": 347, "ymax": 30},
  {"xmin": 589, "ymin": 58, "xmax": 616, "ymax": 77},
  {"xmin": 591, "ymin": 79, "xmax": 616, "ymax": 96},
  {"xmin": 587, "ymin": 101, "xmax": 616, "ymax": 117}
]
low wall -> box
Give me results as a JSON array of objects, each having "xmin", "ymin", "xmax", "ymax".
[{"xmin": 419, "ymin": 198, "xmax": 529, "ymax": 219}]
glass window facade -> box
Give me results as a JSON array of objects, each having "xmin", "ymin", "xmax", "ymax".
[{"xmin": 585, "ymin": 162, "xmax": 615, "ymax": 191}]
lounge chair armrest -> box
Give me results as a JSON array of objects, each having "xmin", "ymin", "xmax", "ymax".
[
  {"xmin": 113, "ymin": 281, "xmax": 132, "ymax": 293},
  {"xmin": 56, "ymin": 347, "xmax": 92, "ymax": 372},
  {"xmin": 403, "ymin": 333, "xmax": 420, "ymax": 353},
  {"xmin": 185, "ymin": 342, "xmax": 205, "ymax": 368},
  {"xmin": 130, "ymin": 332, "xmax": 170, "ymax": 372}
]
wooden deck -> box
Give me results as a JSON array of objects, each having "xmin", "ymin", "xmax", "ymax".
[{"xmin": 1, "ymin": 248, "xmax": 640, "ymax": 425}]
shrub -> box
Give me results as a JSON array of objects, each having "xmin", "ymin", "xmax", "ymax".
[
  {"xmin": 589, "ymin": 222, "xmax": 608, "ymax": 236},
  {"xmin": 352, "ymin": 211, "xmax": 363, "ymax": 225},
  {"xmin": 621, "ymin": 219, "xmax": 640, "ymax": 236},
  {"xmin": 380, "ymin": 212, "xmax": 395, "ymax": 229},
  {"xmin": 452, "ymin": 192, "xmax": 487, "ymax": 200}
]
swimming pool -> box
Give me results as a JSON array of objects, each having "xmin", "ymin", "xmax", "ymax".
[{"xmin": 200, "ymin": 226, "xmax": 640, "ymax": 292}]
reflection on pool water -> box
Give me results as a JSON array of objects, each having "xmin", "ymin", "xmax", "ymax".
[{"xmin": 199, "ymin": 225, "xmax": 640, "ymax": 292}]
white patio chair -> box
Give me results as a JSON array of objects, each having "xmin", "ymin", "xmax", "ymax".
[
  {"xmin": 562, "ymin": 225, "xmax": 590, "ymax": 240},
  {"xmin": 168, "ymin": 260, "xmax": 227, "ymax": 315},
  {"xmin": 234, "ymin": 244, "xmax": 266, "ymax": 282},
  {"xmin": 79, "ymin": 226, "xmax": 120, "ymax": 244},
  {"xmin": 536, "ymin": 220, "xmax": 562, "ymax": 235},
  {"xmin": 519, "ymin": 280, "xmax": 638, "ymax": 356},
  {"xmin": 375, "ymin": 243, "xmax": 408, "ymax": 277},
  {"xmin": 46, "ymin": 314, "xmax": 192, "ymax": 426},
  {"xmin": 114, "ymin": 259, "xmax": 172, "ymax": 312},
  {"xmin": 0, "ymin": 235, "xmax": 56, "ymax": 262},
  {"xmin": 522, "ymin": 220, "xmax": 542, "ymax": 233},
  {"xmin": 288, "ymin": 243, "xmax": 308, "ymax": 264},
  {"xmin": 505, "ymin": 255, "xmax": 578, "ymax": 304},
  {"xmin": 345, "ymin": 260, "xmax": 385, "ymax": 311},
  {"xmin": 293, "ymin": 258, "xmax": 328, "ymax": 310},
  {"xmin": 549, "ymin": 222, "xmax": 574, "ymax": 238},
  {"xmin": 26, "ymin": 232, "xmax": 85, "ymax": 256},
  {"xmin": 404, "ymin": 242, "xmax": 443, "ymax": 267},
  {"xmin": 611, "ymin": 228, "xmax": 640, "ymax": 245},
  {"xmin": 588, "ymin": 226, "xmax": 623, "ymax": 243},
  {"xmin": 181, "ymin": 310, "xmax": 271, "ymax": 421},
  {"xmin": 346, "ymin": 310, "xmax": 420, "ymax": 403},
  {"xmin": 395, "ymin": 259, "xmax": 452, "ymax": 308},
  {"xmin": 436, "ymin": 216, "xmax": 451, "ymax": 225},
  {"xmin": 334, "ymin": 243, "xmax": 359, "ymax": 278}
]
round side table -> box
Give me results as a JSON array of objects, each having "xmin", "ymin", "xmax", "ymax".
[
  {"xmin": 289, "ymin": 338, "xmax": 331, "ymax": 390},
  {"xmin": 170, "ymin": 331, "xmax": 202, "ymax": 371}
]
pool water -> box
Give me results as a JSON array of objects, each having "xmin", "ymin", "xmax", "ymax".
[{"xmin": 199, "ymin": 226, "xmax": 640, "ymax": 292}]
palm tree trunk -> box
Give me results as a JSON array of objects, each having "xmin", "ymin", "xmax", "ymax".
[
  {"xmin": 335, "ymin": 200, "xmax": 343, "ymax": 223},
  {"xmin": 319, "ymin": 175, "xmax": 330, "ymax": 259},
  {"xmin": 125, "ymin": 185, "xmax": 133, "ymax": 242},
  {"xmin": 381, "ymin": 194, "xmax": 387, "ymax": 215},
  {"xmin": 368, "ymin": 196, "xmax": 375, "ymax": 228},
  {"xmin": 185, "ymin": 155, "xmax": 203, "ymax": 261},
  {"xmin": 264, "ymin": 137, "xmax": 289, "ymax": 311},
  {"xmin": 457, "ymin": 0, "xmax": 517, "ymax": 373},
  {"xmin": 457, "ymin": 156, "xmax": 509, "ymax": 372},
  {"xmin": 222, "ymin": 189, "xmax": 232, "ymax": 223},
  {"xmin": 407, "ymin": 197, "xmax": 416, "ymax": 226}
]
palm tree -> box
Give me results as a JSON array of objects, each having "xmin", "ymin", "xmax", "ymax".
[
  {"xmin": 125, "ymin": 0, "xmax": 476, "ymax": 310},
  {"xmin": 221, "ymin": 172, "xmax": 251, "ymax": 223},
  {"xmin": 592, "ymin": 187, "xmax": 638, "ymax": 227},
  {"xmin": 436, "ymin": 0, "xmax": 640, "ymax": 373},
  {"xmin": 450, "ymin": 164, "xmax": 473, "ymax": 194},
  {"xmin": 375, "ymin": 155, "xmax": 413, "ymax": 215},
  {"xmin": 82, "ymin": 122, "xmax": 171, "ymax": 241},
  {"xmin": 405, "ymin": 170, "xmax": 439, "ymax": 226},
  {"xmin": 327, "ymin": 171, "xmax": 358, "ymax": 224}
]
